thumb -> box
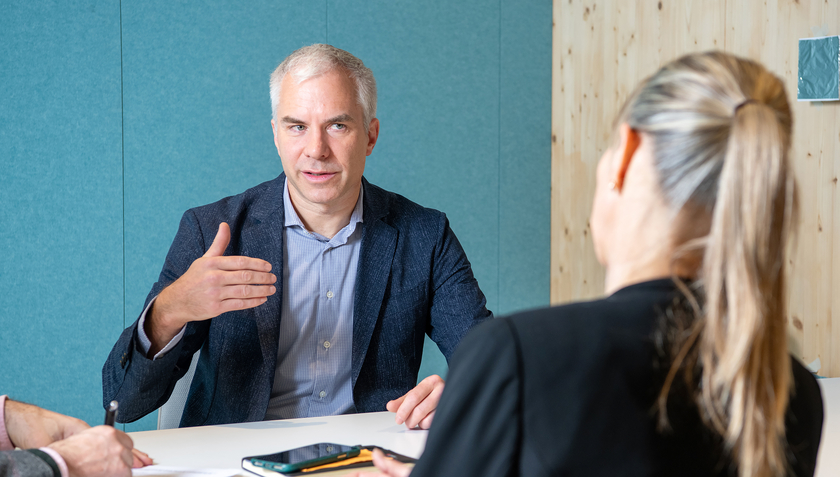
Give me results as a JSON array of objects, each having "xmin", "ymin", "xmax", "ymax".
[{"xmin": 204, "ymin": 222, "xmax": 231, "ymax": 258}]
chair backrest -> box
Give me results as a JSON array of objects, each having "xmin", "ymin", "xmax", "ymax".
[{"xmin": 157, "ymin": 351, "xmax": 200, "ymax": 430}]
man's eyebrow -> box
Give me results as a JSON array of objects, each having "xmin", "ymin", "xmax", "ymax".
[
  {"xmin": 326, "ymin": 114, "xmax": 354, "ymax": 123},
  {"xmin": 281, "ymin": 116, "xmax": 305, "ymax": 124}
]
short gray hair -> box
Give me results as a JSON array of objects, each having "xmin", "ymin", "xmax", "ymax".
[{"xmin": 269, "ymin": 44, "xmax": 377, "ymax": 129}]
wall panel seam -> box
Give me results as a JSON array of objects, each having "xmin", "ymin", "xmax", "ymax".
[
  {"xmin": 497, "ymin": 0, "xmax": 502, "ymax": 311},
  {"xmin": 119, "ymin": 0, "xmax": 126, "ymax": 333}
]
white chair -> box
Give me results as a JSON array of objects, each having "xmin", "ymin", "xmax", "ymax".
[{"xmin": 157, "ymin": 351, "xmax": 200, "ymax": 430}]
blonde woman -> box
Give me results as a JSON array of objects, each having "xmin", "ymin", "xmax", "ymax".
[{"xmin": 355, "ymin": 51, "xmax": 824, "ymax": 477}]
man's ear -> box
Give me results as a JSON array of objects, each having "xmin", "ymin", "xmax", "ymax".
[
  {"xmin": 613, "ymin": 123, "xmax": 641, "ymax": 192},
  {"xmin": 366, "ymin": 118, "xmax": 380, "ymax": 156},
  {"xmin": 271, "ymin": 120, "xmax": 282, "ymax": 155}
]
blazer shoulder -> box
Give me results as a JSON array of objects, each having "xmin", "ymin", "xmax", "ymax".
[{"xmin": 363, "ymin": 179, "xmax": 445, "ymax": 230}]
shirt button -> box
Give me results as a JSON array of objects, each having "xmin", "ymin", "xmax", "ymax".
[
  {"xmin": 319, "ymin": 390, "xmax": 326, "ymax": 398},
  {"xmin": 323, "ymin": 341, "xmax": 331, "ymax": 349},
  {"xmin": 326, "ymin": 291, "xmax": 334, "ymax": 299}
]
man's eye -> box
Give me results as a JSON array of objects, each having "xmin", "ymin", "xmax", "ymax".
[
  {"xmin": 290, "ymin": 125, "xmax": 305, "ymax": 132},
  {"xmin": 331, "ymin": 123, "xmax": 346, "ymax": 131}
]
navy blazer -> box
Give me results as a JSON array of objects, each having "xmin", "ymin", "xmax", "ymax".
[{"xmin": 103, "ymin": 174, "xmax": 491, "ymax": 426}]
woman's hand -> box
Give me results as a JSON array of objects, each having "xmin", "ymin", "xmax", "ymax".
[{"xmin": 346, "ymin": 449, "xmax": 413, "ymax": 477}]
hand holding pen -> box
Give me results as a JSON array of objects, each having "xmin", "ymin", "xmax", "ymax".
[{"xmin": 104, "ymin": 400, "xmax": 119, "ymax": 427}]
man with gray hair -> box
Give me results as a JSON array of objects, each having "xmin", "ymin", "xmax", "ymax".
[{"xmin": 102, "ymin": 44, "xmax": 491, "ymax": 429}]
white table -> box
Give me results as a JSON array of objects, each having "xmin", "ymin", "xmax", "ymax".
[
  {"xmin": 129, "ymin": 411, "xmax": 426, "ymax": 475},
  {"xmin": 130, "ymin": 379, "xmax": 839, "ymax": 476}
]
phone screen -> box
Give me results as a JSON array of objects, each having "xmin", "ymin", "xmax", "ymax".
[{"xmin": 250, "ymin": 443, "xmax": 359, "ymax": 472}]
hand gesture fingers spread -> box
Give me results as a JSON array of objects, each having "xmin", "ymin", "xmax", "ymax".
[{"xmin": 147, "ymin": 222, "xmax": 277, "ymax": 347}]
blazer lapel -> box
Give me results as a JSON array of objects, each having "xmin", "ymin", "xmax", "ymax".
[
  {"xmin": 351, "ymin": 179, "xmax": 397, "ymax": 388},
  {"xmin": 241, "ymin": 173, "xmax": 285, "ymax": 403}
]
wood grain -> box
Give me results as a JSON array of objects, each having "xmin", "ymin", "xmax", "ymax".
[{"xmin": 552, "ymin": 0, "xmax": 840, "ymax": 376}]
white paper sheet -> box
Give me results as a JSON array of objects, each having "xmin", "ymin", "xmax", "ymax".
[{"xmin": 133, "ymin": 465, "xmax": 242, "ymax": 477}]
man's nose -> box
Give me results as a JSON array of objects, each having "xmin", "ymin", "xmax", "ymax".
[{"xmin": 305, "ymin": 129, "xmax": 329, "ymax": 159}]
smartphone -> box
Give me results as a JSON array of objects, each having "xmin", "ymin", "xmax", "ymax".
[{"xmin": 247, "ymin": 443, "xmax": 361, "ymax": 473}]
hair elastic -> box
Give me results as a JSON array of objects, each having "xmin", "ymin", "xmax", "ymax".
[{"xmin": 734, "ymin": 98, "xmax": 757, "ymax": 113}]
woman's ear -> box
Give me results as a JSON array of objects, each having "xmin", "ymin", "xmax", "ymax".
[{"xmin": 613, "ymin": 123, "xmax": 641, "ymax": 192}]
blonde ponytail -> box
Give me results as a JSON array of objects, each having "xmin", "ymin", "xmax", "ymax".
[
  {"xmin": 617, "ymin": 52, "xmax": 796, "ymax": 477},
  {"xmin": 700, "ymin": 98, "xmax": 795, "ymax": 477}
]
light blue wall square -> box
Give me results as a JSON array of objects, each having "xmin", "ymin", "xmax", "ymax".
[{"xmin": 798, "ymin": 36, "xmax": 840, "ymax": 101}]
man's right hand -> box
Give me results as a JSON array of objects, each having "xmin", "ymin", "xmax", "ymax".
[
  {"xmin": 48, "ymin": 426, "xmax": 138, "ymax": 477},
  {"xmin": 145, "ymin": 222, "xmax": 277, "ymax": 355}
]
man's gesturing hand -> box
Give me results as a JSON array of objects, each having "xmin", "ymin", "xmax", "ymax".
[
  {"xmin": 386, "ymin": 375, "xmax": 444, "ymax": 430},
  {"xmin": 145, "ymin": 222, "xmax": 277, "ymax": 353}
]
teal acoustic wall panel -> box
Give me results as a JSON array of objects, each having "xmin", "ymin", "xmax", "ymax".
[
  {"xmin": 499, "ymin": 0, "xmax": 552, "ymax": 315},
  {"xmin": 0, "ymin": 1, "xmax": 123, "ymax": 425},
  {"xmin": 2, "ymin": 1, "xmax": 551, "ymax": 432},
  {"xmin": 120, "ymin": 1, "xmax": 326, "ymax": 431}
]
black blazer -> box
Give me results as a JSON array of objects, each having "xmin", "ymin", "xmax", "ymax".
[
  {"xmin": 412, "ymin": 279, "xmax": 823, "ymax": 477},
  {"xmin": 102, "ymin": 174, "xmax": 491, "ymax": 426}
]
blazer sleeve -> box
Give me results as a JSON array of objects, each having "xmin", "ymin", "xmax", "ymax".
[
  {"xmin": 410, "ymin": 318, "xmax": 521, "ymax": 477},
  {"xmin": 786, "ymin": 359, "xmax": 824, "ymax": 477},
  {"xmin": 0, "ymin": 450, "xmax": 56, "ymax": 477},
  {"xmin": 102, "ymin": 209, "xmax": 212, "ymax": 423},
  {"xmin": 427, "ymin": 215, "xmax": 493, "ymax": 360}
]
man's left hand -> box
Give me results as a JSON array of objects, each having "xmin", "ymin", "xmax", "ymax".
[{"xmin": 386, "ymin": 375, "xmax": 444, "ymax": 429}]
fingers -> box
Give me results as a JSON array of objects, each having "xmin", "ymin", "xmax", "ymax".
[
  {"xmin": 392, "ymin": 375, "xmax": 445, "ymax": 429},
  {"xmin": 385, "ymin": 395, "xmax": 405, "ymax": 413},
  {"xmin": 106, "ymin": 427, "xmax": 136, "ymax": 472},
  {"xmin": 49, "ymin": 426, "xmax": 134, "ymax": 477},
  {"xmin": 206, "ymin": 268, "xmax": 276, "ymax": 287},
  {"xmin": 132, "ymin": 448, "xmax": 154, "ymax": 468},
  {"xmin": 204, "ymin": 222, "xmax": 231, "ymax": 258},
  {"xmin": 417, "ymin": 410, "xmax": 435, "ymax": 430},
  {"xmin": 211, "ymin": 296, "xmax": 271, "ymax": 316},
  {"xmin": 210, "ymin": 255, "xmax": 273, "ymax": 273},
  {"xmin": 371, "ymin": 449, "xmax": 413, "ymax": 477},
  {"xmin": 202, "ymin": 223, "xmax": 272, "ymax": 272}
]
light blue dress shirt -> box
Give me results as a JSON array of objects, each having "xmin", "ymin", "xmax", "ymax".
[
  {"xmin": 264, "ymin": 179, "xmax": 363, "ymax": 420},
  {"xmin": 137, "ymin": 179, "xmax": 363, "ymax": 420}
]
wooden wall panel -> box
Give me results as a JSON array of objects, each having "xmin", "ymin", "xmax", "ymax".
[{"xmin": 552, "ymin": 0, "xmax": 840, "ymax": 377}]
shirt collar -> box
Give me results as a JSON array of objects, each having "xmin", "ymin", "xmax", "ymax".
[{"xmin": 283, "ymin": 178, "xmax": 365, "ymax": 232}]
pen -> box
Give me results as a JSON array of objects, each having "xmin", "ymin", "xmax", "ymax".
[{"xmin": 104, "ymin": 400, "xmax": 119, "ymax": 426}]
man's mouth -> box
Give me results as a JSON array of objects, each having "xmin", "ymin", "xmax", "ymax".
[{"xmin": 303, "ymin": 171, "xmax": 337, "ymax": 181}]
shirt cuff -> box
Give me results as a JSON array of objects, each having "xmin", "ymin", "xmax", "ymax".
[
  {"xmin": 137, "ymin": 296, "xmax": 187, "ymax": 360},
  {"xmin": 0, "ymin": 395, "xmax": 12, "ymax": 451},
  {"xmin": 39, "ymin": 447, "xmax": 69, "ymax": 477}
]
